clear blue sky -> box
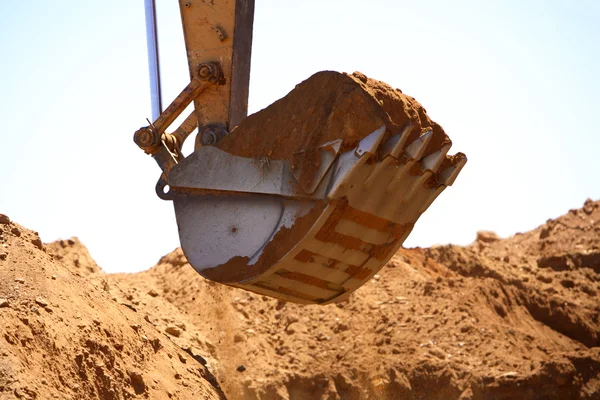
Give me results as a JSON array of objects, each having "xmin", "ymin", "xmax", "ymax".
[{"xmin": 1, "ymin": 1, "xmax": 598, "ymax": 272}]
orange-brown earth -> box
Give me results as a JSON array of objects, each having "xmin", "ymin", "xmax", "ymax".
[
  {"xmin": 217, "ymin": 71, "xmax": 449, "ymax": 161},
  {"xmin": 1, "ymin": 199, "xmax": 599, "ymax": 399},
  {"xmin": 0, "ymin": 217, "xmax": 224, "ymax": 400}
]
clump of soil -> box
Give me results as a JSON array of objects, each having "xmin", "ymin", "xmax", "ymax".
[
  {"xmin": 0, "ymin": 214, "xmax": 224, "ymax": 400},
  {"xmin": 216, "ymin": 71, "xmax": 453, "ymax": 186}
]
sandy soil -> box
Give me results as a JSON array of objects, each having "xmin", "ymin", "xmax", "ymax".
[
  {"xmin": 2, "ymin": 201, "xmax": 599, "ymax": 399},
  {"xmin": 86, "ymin": 200, "xmax": 600, "ymax": 399},
  {"xmin": 0, "ymin": 216, "xmax": 224, "ymax": 400}
]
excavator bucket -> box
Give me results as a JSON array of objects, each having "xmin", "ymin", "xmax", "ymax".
[
  {"xmin": 170, "ymin": 124, "xmax": 466, "ymax": 304},
  {"xmin": 135, "ymin": 0, "xmax": 466, "ymax": 304}
]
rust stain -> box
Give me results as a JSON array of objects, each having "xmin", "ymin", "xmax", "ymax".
[
  {"xmin": 314, "ymin": 200, "xmax": 365, "ymax": 250},
  {"xmin": 344, "ymin": 265, "xmax": 373, "ymax": 280},
  {"xmin": 369, "ymin": 223, "xmax": 412, "ymax": 261},
  {"xmin": 277, "ymin": 270, "xmax": 336, "ymax": 291},
  {"xmin": 294, "ymin": 249, "xmax": 316, "ymax": 263},
  {"xmin": 312, "ymin": 198, "xmax": 415, "ymax": 267},
  {"xmin": 294, "ymin": 249, "xmax": 348, "ymax": 277},
  {"xmin": 253, "ymin": 283, "xmax": 317, "ymax": 302},
  {"xmin": 369, "ymin": 241, "xmax": 398, "ymax": 261},
  {"xmin": 339, "ymin": 199, "xmax": 396, "ymax": 233},
  {"xmin": 204, "ymin": 194, "xmax": 412, "ymax": 302},
  {"xmin": 315, "ymin": 228, "xmax": 364, "ymax": 251},
  {"xmin": 313, "ymin": 198, "xmax": 413, "ymax": 264},
  {"xmin": 388, "ymin": 222, "xmax": 413, "ymax": 241}
]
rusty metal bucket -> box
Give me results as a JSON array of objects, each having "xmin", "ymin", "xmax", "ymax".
[{"xmin": 165, "ymin": 125, "xmax": 466, "ymax": 304}]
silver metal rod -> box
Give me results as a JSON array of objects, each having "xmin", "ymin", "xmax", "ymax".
[{"xmin": 144, "ymin": 0, "xmax": 162, "ymax": 121}]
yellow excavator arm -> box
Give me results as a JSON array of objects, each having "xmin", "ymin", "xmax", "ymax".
[{"xmin": 179, "ymin": 0, "xmax": 254, "ymax": 134}]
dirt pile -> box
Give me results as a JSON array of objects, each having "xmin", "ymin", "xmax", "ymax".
[
  {"xmin": 2, "ymin": 199, "xmax": 599, "ymax": 399},
  {"xmin": 216, "ymin": 71, "xmax": 460, "ymax": 187},
  {"xmin": 46, "ymin": 237, "xmax": 101, "ymax": 277},
  {"xmin": 103, "ymin": 200, "xmax": 600, "ymax": 399},
  {"xmin": 0, "ymin": 214, "xmax": 224, "ymax": 400},
  {"xmin": 426, "ymin": 198, "xmax": 600, "ymax": 349}
]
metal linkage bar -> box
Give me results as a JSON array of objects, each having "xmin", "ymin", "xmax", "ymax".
[
  {"xmin": 134, "ymin": 63, "xmax": 222, "ymax": 175},
  {"xmin": 144, "ymin": 0, "xmax": 162, "ymax": 121}
]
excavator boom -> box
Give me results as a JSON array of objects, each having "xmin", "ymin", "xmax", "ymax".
[{"xmin": 179, "ymin": 0, "xmax": 254, "ymax": 133}]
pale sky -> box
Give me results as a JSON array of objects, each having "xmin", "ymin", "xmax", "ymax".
[{"xmin": 1, "ymin": 1, "xmax": 598, "ymax": 273}]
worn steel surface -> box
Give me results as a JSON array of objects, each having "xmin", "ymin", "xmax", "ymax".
[
  {"xmin": 233, "ymin": 128, "xmax": 466, "ymax": 304},
  {"xmin": 179, "ymin": 0, "xmax": 254, "ymax": 133},
  {"xmin": 171, "ymin": 126, "xmax": 466, "ymax": 304},
  {"xmin": 144, "ymin": 0, "xmax": 162, "ymax": 121}
]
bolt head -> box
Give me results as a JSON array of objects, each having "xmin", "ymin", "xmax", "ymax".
[
  {"xmin": 134, "ymin": 127, "xmax": 158, "ymax": 148},
  {"xmin": 201, "ymin": 131, "xmax": 216, "ymax": 145},
  {"xmin": 198, "ymin": 65, "xmax": 211, "ymax": 79}
]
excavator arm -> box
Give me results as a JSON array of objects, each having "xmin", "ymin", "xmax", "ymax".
[
  {"xmin": 137, "ymin": 0, "xmax": 254, "ymax": 159},
  {"xmin": 179, "ymin": 0, "xmax": 254, "ymax": 135}
]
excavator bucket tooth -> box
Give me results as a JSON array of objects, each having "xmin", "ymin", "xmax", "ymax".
[
  {"xmin": 379, "ymin": 122, "xmax": 413, "ymax": 159},
  {"xmin": 354, "ymin": 126, "xmax": 386, "ymax": 158},
  {"xmin": 291, "ymin": 139, "xmax": 343, "ymax": 194},
  {"xmin": 417, "ymin": 153, "xmax": 467, "ymax": 214},
  {"xmin": 422, "ymin": 143, "xmax": 451, "ymax": 172},
  {"xmin": 386, "ymin": 130, "xmax": 434, "ymax": 193},
  {"xmin": 440, "ymin": 154, "xmax": 468, "ymax": 186},
  {"xmin": 364, "ymin": 123, "xmax": 415, "ymax": 188},
  {"xmin": 405, "ymin": 130, "xmax": 434, "ymax": 160},
  {"xmin": 168, "ymin": 125, "xmax": 466, "ymax": 305}
]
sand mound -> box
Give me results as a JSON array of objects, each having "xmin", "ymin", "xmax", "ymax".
[
  {"xmin": 46, "ymin": 237, "xmax": 101, "ymax": 277},
  {"xmin": 103, "ymin": 201, "xmax": 600, "ymax": 399},
  {"xmin": 2, "ymin": 200, "xmax": 599, "ymax": 399},
  {"xmin": 0, "ymin": 214, "xmax": 224, "ymax": 400}
]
